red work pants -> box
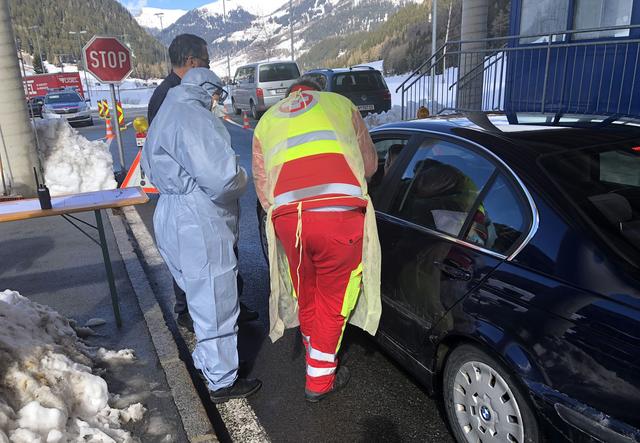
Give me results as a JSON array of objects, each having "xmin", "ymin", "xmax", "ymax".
[{"xmin": 273, "ymin": 209, "xmax": 365, "ymax": 394}]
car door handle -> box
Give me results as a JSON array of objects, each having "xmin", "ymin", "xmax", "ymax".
[{"xmin": 433, "ymin": 261, "xmax": 472, "ymax": 281}]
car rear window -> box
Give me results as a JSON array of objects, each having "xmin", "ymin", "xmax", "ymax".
[
  {"xmin": 45, "ymin": 93, "xmax": 81, "ymax": 104},
  {"xmin": 332, "ymin": 72, "xmax": 386, "ymax": 93},
  {"xmin": 258, "ymin": 63, "xmax": 300, "ymax": 82},
  {"xmin": 541, "ymin": 143, "xmax": 640, "ymax": 263}
]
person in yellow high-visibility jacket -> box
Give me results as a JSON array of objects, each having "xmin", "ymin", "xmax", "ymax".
[{"xmin": 252, "ymin": 78, "xmax": 382, "ymax": 402}]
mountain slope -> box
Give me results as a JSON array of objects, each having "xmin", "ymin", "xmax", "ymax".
[
  {"xmin": 10, "ymin": 0, "xmax": 167, "ymax": 78},
  {"xmin": 133, "ymin": 7, "xmax": 188, "ymax": 35},
  {"xmin": 300, "ymin": 0, "xmax": 510, "ymax": 74},
  {"xmin": 161, "ymin": 0, "xmax": 419, "ymax": 80}
]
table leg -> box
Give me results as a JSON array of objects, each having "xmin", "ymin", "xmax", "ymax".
[{"xmin": 95, "ymin": 209, "xmax": 122, "ymax": 327}]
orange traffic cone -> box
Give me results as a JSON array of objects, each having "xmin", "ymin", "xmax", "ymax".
[
  {"xmin": 105, "ymin": 118, "xmax": 115, "ymax": 141},
  {"xmin": 242, "ymin": 111, "xmax": 250, "ymax": 129}
]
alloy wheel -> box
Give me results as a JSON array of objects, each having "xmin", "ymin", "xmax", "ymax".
[{"xmin": 452, "ymin": 361, "xmax": 525, "ymax": 443}]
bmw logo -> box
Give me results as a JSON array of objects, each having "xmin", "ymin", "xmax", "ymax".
[{"xmin": 480, "ymin": 406, "xmax": 491, "ymax": 421}]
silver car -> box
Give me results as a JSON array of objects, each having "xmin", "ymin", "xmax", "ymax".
[
  {"xmin": 42, "ymin": 90, "xmax": 93, "ymax": 126},
  {"xmin": 230, "ymin": 61, "xmax": 300, "ymax": 119}
]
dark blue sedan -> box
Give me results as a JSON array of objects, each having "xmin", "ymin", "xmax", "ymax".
[
  {"xmin": 368, "ymin": 117, "xmax": 640, "ymax": 443},
  {"xmin": 257, "ymin": 116, "xmax": 640, "ymax": 442}
]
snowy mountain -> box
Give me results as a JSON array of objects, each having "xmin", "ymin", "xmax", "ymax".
[
  {"xmin": 133, "ymin": 7, "xmax": 188, "ymax": 35},
  {"xmin": 157, "ymin": 0, "xmax": 421, "ymax": 79}
]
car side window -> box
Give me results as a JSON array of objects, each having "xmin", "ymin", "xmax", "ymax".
[
  {"xmin": 307, "ymin": 74, "xmax": 327, "ymax": 90},
  {"xmin": 369, "ymin": 137, "xmax": 411, "ymax": 201},
  {"xmin": 236, "ymin": 68, "xmax": 247, "ymax": 84},
  {"xmin": 247, "ymin": 68, "xmax": 255, "ymax": 83},
  {"xmin": 390, "ymin": 139, "xmax": 495, "ymax": 237},
  {"xmin": 463, "ymin": 174, "xmax": 528, "ymax": 255}
]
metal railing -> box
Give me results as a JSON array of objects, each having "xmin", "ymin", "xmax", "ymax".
[{"xmin": 397, "ymin": 24, "xmax": 640, "ymax": 121}]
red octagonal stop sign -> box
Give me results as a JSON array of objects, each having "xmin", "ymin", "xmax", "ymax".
[{"xmin": 83, "ymin": 36, "xmax": 132, "ymax": 83}]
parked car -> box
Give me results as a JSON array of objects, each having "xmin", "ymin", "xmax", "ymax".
[
  {"xmin": 304, "ymin": 66, "xmax": 391, "ymax": 115},
  {"xmin": 42, "ymin": 89, "xmax": 93, "ymax": 126},
  {"xmin": 258, "ymin": 117, "xmax": 640, "ymax": 442},
  {"xmin": 230, "ymin": 61, "xmax": 301, "ymax": 119},
  {"xmin": 27, "ymin": 95, "xmax": 44, "ymax": 118}
]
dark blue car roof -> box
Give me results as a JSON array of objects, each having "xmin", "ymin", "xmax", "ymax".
[{"xmin": 370, "ymin": 117, "xmax": 640, "ymax": 158}]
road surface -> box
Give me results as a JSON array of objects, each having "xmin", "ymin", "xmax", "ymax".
[{"xmin": 77, "ymin": 109, "xmax": 454, "ymax": 442}]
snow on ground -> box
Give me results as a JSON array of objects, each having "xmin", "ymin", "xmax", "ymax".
[
  {"xmin": 0, "ymin": 289, "xmax": 144, "ymax": 442},
  {"xmin": 35, "ymin": 119, "xmax": 117, "ymax": 195},
  {"xmin": 364, "ymin": 105, "xmax": 403, "ymax": 129}
]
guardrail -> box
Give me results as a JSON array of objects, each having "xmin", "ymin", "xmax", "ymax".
[{"xmin": 397, "ymin": 24, "xmax": 640, "ymax": 121}]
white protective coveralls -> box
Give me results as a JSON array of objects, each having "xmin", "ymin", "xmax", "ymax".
[{"xmin": 141, "ymin": 68, "xmax": 248, "ymax": 390}]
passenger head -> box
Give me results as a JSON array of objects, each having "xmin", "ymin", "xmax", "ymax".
[
  {"xmin": 384, "ymin": 144, "xmax": 404, "ymax": 175},
  {"xmin": 168, "ymin": 34, "xmax": 210, "ymax": 78},
  {"xmin": 286, "ymin": 76, "xmax": 323, "ymax": 96}
]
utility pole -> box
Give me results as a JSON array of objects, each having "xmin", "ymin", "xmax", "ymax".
[
  {"xmin": 0, "ymin": 0, "xmax": 38, "ymax": 197},
  {"xmin": 430, "ymin": 0, "xmax": 437, "ymax": 113},
  {"xmin": 222, "ymin": 0, "xmax": 231, "ymax": 81},
  {"xmin": 155, "ymin": 13, "xmax": 170, "ymax": 74},
  {"xmin": 69, "ymin": 30, "xmax": 91, "ymax": 101},
  {"xmin": 289, "ymin": 0, "xmax": 294, "ymax": 61},
  {"xmin": 28, "ymin": 25, "xmax": 44, "ymax": 72}
]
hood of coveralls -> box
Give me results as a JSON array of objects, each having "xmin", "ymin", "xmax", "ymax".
[{"xmin": 175, "ymin": 67, "xmax": 225, "ymax": 108}]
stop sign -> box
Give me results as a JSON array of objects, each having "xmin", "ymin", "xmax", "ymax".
[{"xmin": 83, "ymin": 36, "xmax": 132, "ymax": 83}]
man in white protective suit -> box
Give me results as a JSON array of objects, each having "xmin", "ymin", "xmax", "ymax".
[{"xmin": 142, "ymin": 67, "xmax": 262, "ymax": 402}]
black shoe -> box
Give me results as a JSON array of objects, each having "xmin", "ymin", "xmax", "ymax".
[
  {"xmin": 177, "ymin": 312, "xmax": 194, "ymax": 332},
  {"xmin": 210, "ymin": 378, "xmax": 262, "ymax": 403},
  {"xmin": 238, "ymin": 302, "xmax": 259, "ymax": 322},
  {"xmin": 305, "ymin": 366, "xmax": 350, "ymax": 403}
]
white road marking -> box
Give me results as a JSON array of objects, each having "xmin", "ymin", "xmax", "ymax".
[{"xmin": 121, "ymin": 206, "xmax": 270, "ymax": 442}]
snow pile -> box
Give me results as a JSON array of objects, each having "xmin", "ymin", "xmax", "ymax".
[
  {"xmin": 0, "ymin": 290, "xmax": 144, "ymax": 442},
  {"xmin": 35, "ymin": 119, "xmax": 117, "ymax": 196},
  {"xmin": 363, "ymin": 106, "xmax": 403, "ymax": 129}
]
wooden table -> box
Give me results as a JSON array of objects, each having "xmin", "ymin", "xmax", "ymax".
[{"xmin": 0, "ymin": 187, "xmax": 149, "ymax": 326}]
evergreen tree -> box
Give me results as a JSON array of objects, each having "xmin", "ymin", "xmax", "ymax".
[
  {"xmin": 9, "ymin": 0, "xmax": 166, "ymax": 79},
  {"xmin": 33, "ymin": 53, "xmax": 46, "ymax": 74}
]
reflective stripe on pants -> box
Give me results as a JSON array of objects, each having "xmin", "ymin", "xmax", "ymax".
[{"xmin": 274, "ymin": 209, "xmax": 364, "ymax": 394}]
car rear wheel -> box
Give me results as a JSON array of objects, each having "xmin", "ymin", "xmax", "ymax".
[
  {"xmin": 250, "ymin": 101, "xmax": 261, "ymax": 120},
  {"xmin": 443, "ymin": 344, "xmax": 540, "ymax": 443}
]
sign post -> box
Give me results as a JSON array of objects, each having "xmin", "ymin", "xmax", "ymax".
[{"xmin": 82, "ymin": 36, "xmax": 132, "ymax": 173}]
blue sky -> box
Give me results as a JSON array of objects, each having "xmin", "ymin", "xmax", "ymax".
[{"xmin": 119, "ymin": 0, "xmax": 212, "ymax": 11}]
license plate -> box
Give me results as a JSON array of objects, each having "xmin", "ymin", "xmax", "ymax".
[
  {"xmin": 358, "ymin": 104, "xmax": 375, "ymax": 111},
  {"xmin": 276, "ymin": 88, "xmax": 288, "ymax": 94}
]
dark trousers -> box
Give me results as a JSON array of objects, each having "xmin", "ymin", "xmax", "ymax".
[{"xmin": 173, "ymin": 247, "xmax": 244, "ymax": 314}]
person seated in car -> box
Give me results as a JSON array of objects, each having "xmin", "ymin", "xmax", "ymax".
[{"xmin": 384, "ymin": 144, "xmax": 404, "ymax": 176}]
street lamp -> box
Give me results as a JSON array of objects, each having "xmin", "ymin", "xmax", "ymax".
[
  {"xmin": 69, "ymin": 30, "xmax": 91, "ymax": 101},
  {"xmin": 155, "ymin": 12, "xmax": 170, "ymax": 74},
  {"xmin": 28, "ymin": 25, "xmax": 44, "ymax": 73}
]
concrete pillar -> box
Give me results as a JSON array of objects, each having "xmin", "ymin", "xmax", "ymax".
[
  {"xmin": 0, "ymin": 0, "xmax": 38, "ymax": 197},
  {"xmin": 458, "ymin": 0, "xmax": 489, "ymax": 111}
]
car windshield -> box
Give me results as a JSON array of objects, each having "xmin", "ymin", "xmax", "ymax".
[
  {"xmin": 332, "ymin": 71, "xmax": 386, "ymax": 93},
  {"xmin": 45, "ymin": 93, "xmax": 81, "ymax": 104},
  {"xmin": 258, "ymin": 63, "xmax": 300, "ymax": 82},
  {"xmin": 541, "ymin": 143, "xmax": 640, "ymax": 264}
]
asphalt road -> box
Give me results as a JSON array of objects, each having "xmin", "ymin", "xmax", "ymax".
[{"xmin": 77, "ymin": 109, "xmax": 454, "ymax": 442}]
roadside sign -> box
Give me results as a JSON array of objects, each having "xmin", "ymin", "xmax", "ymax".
[
  {"xmin": 83, "ymin": 35, "xmax": 131, "ymax": 172},
  {"xmin": 23, "ymin": 73, "xmax": 84, "ymax": 99},
  {"xmin": 120, "ymin": 151, "xmax": 158, "ymax": 193},
  {"xmin": 82, "ymin": 36, "xmax": 132, "ymax": 84}
]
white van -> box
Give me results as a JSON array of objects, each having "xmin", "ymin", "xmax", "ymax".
[{"xmin": 230, "ymin": 61, "xmax": 301, "ymax": 119}]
